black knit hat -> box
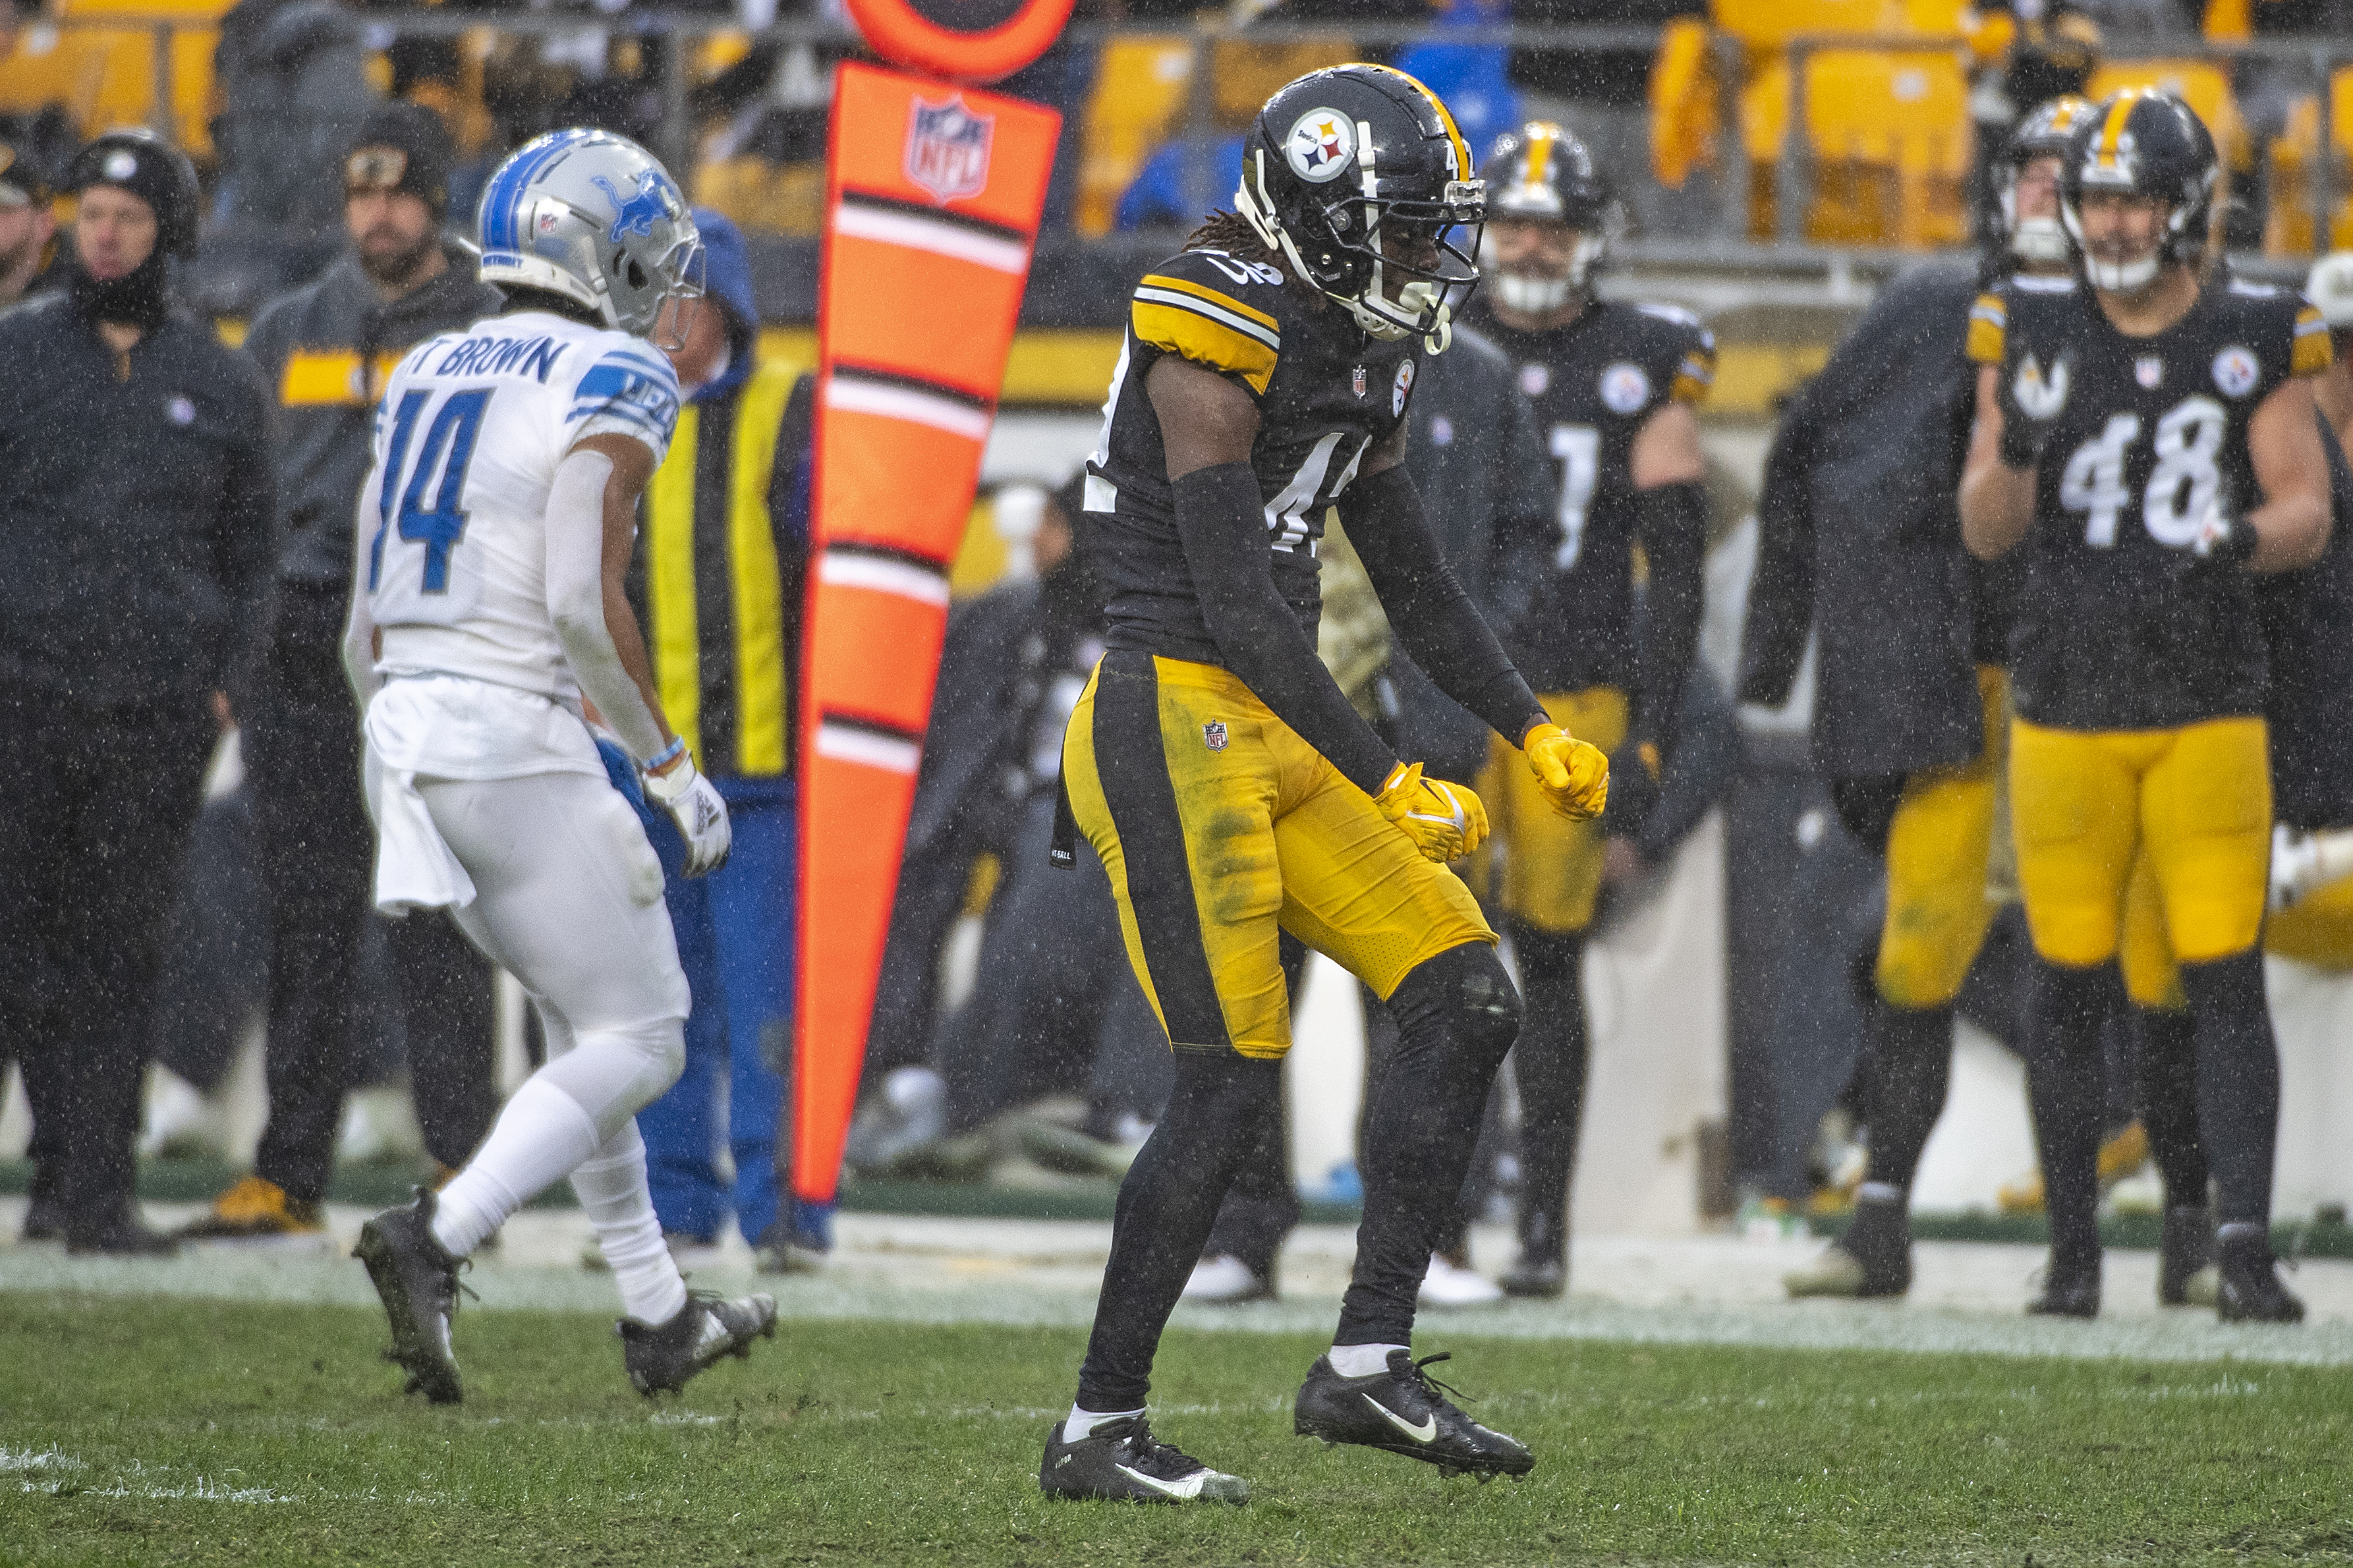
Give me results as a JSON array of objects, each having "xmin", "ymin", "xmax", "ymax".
[
  {"xmin": 0, "ymin": 134, "xmax": 51, "ymax": 208},
  {"xmin": 347, "ymin": 101, "xmax": 456, "ymax": 217},
  {"xmin": 65, "ymin": 128, "xmax": 198, "ymax": 258}
]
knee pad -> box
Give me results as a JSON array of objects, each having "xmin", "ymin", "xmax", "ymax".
[
  {"xmin": 539, "ymin": 1017, "xmax": 687, "ymax": 1141},
  {"xmin": 1391, "ymin": 941, "xmax": 1523, "ymax": 1069}
]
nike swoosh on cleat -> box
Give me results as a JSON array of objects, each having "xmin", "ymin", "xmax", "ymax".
[
  {"xmin": 1116, "ymin": 1465, "xmax": 1205, "ymax": 1499},
  {"xmin": 1363, "ymin": 1394, "xmax": 1438, "ymax": 1443}
]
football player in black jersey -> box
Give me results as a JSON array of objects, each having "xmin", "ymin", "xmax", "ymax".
[
  {"xmin": 1767, "ymin": 96, "xmax": 2095, "ymax": 1304},
  {"xmin": 1960, "ymin": 88, "xmax": 2331, "ymax": 1322},
  {"xmin": 1037, "ymin": 65, "xmax": 1609, "ymax": 1503},
  {"xmin": 1453, "ymin": 124, "xmax": 1713, "ymax": 1300}
]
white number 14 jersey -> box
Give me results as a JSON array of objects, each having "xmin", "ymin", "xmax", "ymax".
[{"xmin": 362, "ymin": 309, "xmax": 681, "ymax": 702}]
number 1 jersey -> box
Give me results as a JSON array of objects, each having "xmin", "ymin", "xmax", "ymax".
[
  {"xmin": 362, "ymin": 310, "xmax": 682, "ymax": 703},
  {"xmin": 1970, "ymin": 273, "xmax": 2330, "ymax": 731}
]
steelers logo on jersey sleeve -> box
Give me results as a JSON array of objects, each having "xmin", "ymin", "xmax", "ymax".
[
  {"xmin": 1287, "ymin": 110, "xmax": 1355, "ymax": 184},
  {"xmin": 2211, "ymin": 345, "xmax": 2259, "ymax": 399},
  {"xmin": 1600, "ymin": 361, "xmax": 1651, "ymax": 414}
]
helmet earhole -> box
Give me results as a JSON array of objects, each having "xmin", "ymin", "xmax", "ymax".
[{"xmin": 625, "ymin": 258, "xmax": 648, "ymax": 289}]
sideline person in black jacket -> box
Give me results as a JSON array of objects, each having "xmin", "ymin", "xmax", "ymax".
[
  {"xmin": 0, "ymin": 130, "xmax": 274, "ymax": 1255},
  {"xmin": 177, "ymin": 103, "xmax": 509, "ymax": 1243}
]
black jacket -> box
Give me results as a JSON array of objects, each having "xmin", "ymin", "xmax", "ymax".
[
  {"xmin": 0, "ymin": 294, "xmax": 274, "ymax": 704},
  {"xmin": 241, "ymin": 244, "xmax": 503, "ymax": 590},
  {"xmin": 1738, "ymin": 258, "xmax": 2011, "ymax": 779}
]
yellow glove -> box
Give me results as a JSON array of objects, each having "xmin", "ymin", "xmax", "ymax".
[
  {"xmin": 1373, "ymin": 762, "xmax": 1488, "ymax": 863},
  {"xmin": 1524, "ymin": 721, "xmax": 1610, "ymax": 822}
]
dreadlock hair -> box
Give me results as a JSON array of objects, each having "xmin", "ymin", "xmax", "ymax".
[{"xmin": 1185, "ymin": 210, "xmax": 1279, "ymax": 264}]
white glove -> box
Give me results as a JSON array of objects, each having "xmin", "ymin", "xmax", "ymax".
[{"xmin": 644, "ymin": 752, "xmax": 732, "ymax": 876}]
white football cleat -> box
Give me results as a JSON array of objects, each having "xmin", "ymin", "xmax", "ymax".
[{"xmin": 1419, "ymin": 1254, "xmax": 1504, "ymax": 1308}]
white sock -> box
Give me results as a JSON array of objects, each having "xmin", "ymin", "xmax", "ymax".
[
  {"xmin": 1857, "ymin": 1182, "xmax": 1906, "ymax": 1206},
  {"xmin": 430, "ymin": 1078, "xmax": 604, "ymax": 1258},
  {"xmin": 570, "ymin": 1121, "xmax": 689, "ymax": 1326},
  {"xmin": 1064, "ymin": 1403, "xmax": 1145, "ymax": 1441},
  {"xmin": 1328, "ymin": 1342, "xmax": 1407, "ymax": 1378}
]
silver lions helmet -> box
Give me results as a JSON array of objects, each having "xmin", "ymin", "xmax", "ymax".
[{"xmin": 476, "ymin": 128, "xmax": 703, "ymax": 345}]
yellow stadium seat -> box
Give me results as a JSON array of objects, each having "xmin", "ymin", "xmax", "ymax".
[
  {"xmin": 1742, "ymin": 45, "xmax": 1972, "ymax": 246},
  {"xmin": 1073, "ymin": 35, "xmax": 1193, "ymax": 238},
  {"xmin": 695, "ymin": 155, "xmax": 824, "ymax": 238},
  {"xmin": 2261, "ymin": 70, "xmax": 2353, "ymax": 256},
  {"xmin": 0, "ymin": 5, "xmax": 223, "ymax": 150},
  {"xmin": 1711, "ymin": 0, "xmax": 1921, "ymax": 52}
]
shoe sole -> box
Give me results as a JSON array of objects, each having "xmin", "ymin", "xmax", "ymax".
[
  {"xmin": 354, "ymin": 1221, "xmax": 463, "ymax": 1405},
  {"xmin": 1294, "ymin": 1414, "xmax": 1534, "ymax": 1478},
  {"xmin": 1039, "ymin": 1474, "xmax": 1251, "ymax": 1505}
]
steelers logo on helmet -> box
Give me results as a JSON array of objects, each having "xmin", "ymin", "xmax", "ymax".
[
  {"xmin": 2212, "ymin": 345, "xmax": 2260, "ymax": 399},
  {"xmin": 1237, "ymin": 65, "xmax": 1484, "ymax": 351},
  {"xmin": 1286, "ymin": 109, "xmax": 1355, "ymax": 184}
]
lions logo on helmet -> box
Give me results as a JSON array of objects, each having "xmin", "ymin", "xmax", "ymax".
[
  {"xmin": 477, "ymin": 129, "xmax": 705, "ymax": 345},
  {"xmin": 1235, "ymin": 64, "xmax": 1485, "ymax": 350}
]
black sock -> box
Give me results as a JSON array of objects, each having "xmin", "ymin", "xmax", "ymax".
[
  {"xmin": 1336, "ymin": 942, "xmax": 1522, "ymax": 1347},
  {"xmin": 1859, "ymin": 1000, "xmax": 1954, "ymax": 1192},
  {"xmin": 2024, "ymin": 957, "xmax": 2110, "ymax": 1275},
  {"xmin": 1506, "ymin": 922, "xmax": 1587, "ymax": 1264},
  {"xmin": 1075, "ymin": 1048, "xmax": 1282, "ymax": 1411},
  {"xmin": 2132, "ymin": 1004, "xmax": 2209, "ymax": 1206},
  {"xmin": 2177, "ymin": 950, "xmax": 2280, "ymax": 1231}
]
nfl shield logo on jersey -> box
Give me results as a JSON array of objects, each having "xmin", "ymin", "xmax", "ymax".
[
  {"xmin": 1203, "ymin": 720, "xmax": 1228, "ymax": 752},
  {"xmin": 2136, "ymin": 356, "xmax": 2163, "ymax": 389},
  {"xmin": 1351, "ymin": 365, "xmax": 1368, "ymax": 398},
  {"xmin": 905, "ymin": 96, "xmax": 993, "ymax": 205}
]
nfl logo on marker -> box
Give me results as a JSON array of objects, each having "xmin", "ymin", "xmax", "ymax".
[
  {"xmin": 1203, "ymin": 720, "xmax": 1228, "ymax": 752},
  {"xmin": 905, "ymin": 96, "xmax": 994, "ymax": 206}
]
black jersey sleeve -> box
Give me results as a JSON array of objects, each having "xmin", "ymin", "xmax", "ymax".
[
  {"xmin": 1129, "ymin": 254, "xmax": 1288, "ymax": 399},
  {"xmin": 1171, "ymin": 461, "xmax": 1400, "ymax": 793},
  {"xmin": 1637, "ymin": 302, "xmax": 1718, "ymax": 408}
]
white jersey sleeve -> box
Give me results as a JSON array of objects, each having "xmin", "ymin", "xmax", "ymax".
[{"xmin": 360, "ymin": 312, "xmax": 682, "ymax": 705}]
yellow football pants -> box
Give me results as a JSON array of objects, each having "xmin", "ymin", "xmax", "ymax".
[
  {"xmin": 1062, "ymin": 652, "xmax": 1494, "ymax": 1060},
  {"xmin": 2123, "ymin": 842, "xmax": 2353, "ymax": 1008},
  {"xmin": 1477, "ymin": 687, "xmax": 1630, "ymax": 934},
  {"xmin": 2010, "ymin": 714, "xmax": 2272, "ymax": 973},
  {"xmin": 1875, "ymin": 665, "xmax": 2010, "ymax": 1009}
]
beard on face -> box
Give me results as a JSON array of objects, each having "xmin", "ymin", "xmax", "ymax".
[{"xmin": 358, "ymin": 222, "xmax": 439, "ymax": 286}]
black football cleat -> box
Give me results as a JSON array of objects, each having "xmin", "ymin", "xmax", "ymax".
[
  {"xmin": 1039, "ymin": 1416, "xmax": 1251, "ymax": 1504},
  {"xmin": 1294, "ymin": 1351, "xmax": 1533, "ymax": 1480},
  {"xmin": 2217, "ymin": 1235, "xmax": 2305, "ymax": 1325},
  {"xmin": 1499, "ymin": 1254, "xmax": 1566, "ymax": 1300},
  {"xmin": 354, "ymin": 1187, "xmax": 469, "ymax": 1405},
  {"xmin": 621, "ymin": 1289, "xmax": 780, "ymax": 1395},
  {"xmin": 2026, "ymin": 1255, "xmax": 2100, "ymax": 1320}
]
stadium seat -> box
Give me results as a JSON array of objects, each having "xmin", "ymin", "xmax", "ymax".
[
  {"xmin": 1741, "ymin": 45, "xmax": 1972, "ymax": 246},
  {"xmin": 1073, "ymin": 35, "xmax": 1194, "ymax": 238},
  {"xmin": 0, "ymin": 0, "xmax": 229, "ymax": 152},
  {"xmin": 2261, "ymin": 70, "xmax": 2353, "ymax": 256},
  {"xmin": 696, "ymin": 156, "xmax": 824, "ymax": 238}
]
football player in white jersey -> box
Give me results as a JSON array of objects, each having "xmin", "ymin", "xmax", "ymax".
[{"xmin": 346, "ymin": 129, "xmax": 776, "ymax": 1403}]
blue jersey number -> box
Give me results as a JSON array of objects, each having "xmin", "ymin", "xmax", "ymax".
[{"xmin": 369, "ymin": 387, "xmax": 492, "ymax": 594}]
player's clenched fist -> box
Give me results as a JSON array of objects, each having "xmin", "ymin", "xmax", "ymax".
[
  {"xmin": 1524, "ymin": 721, "xmax": 1608, "ymax": 821},
  {"xmin": 1373, "ymin": 761, "xmax": 1488, "ymax": 863}
]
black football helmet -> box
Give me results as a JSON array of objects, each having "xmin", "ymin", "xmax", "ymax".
[
  {"xmin": 1478, "ymin": 122, "xmax": 1619, "ymax": 313},
  {"xmin": 1998, "ymin": 94, "xmax": 2095, "ymax": 264},
  {"xmin": 65, "ymin": 127, "xmax": 200, "ymax": 258},
  {"xmin": 2060, "ymin": 88, "xmax": 2217, "ymax": 291},
  {"xmin": 1235, "ymin": 63, "xmax": 1484, "ymax": 350}
]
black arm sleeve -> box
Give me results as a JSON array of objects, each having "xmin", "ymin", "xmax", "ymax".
[
  {"xmin": 1341, "ymin": 462, "xmax": 1548, "ymax": 748},
  {"xmin": 1631, "ymin": 478, "xmax": 1708, "ymax": 749},
  {"xmin": 1172, "ymin": 462, "xmax": 1400, "ymax": 795},
  {"xmin": 1736, "ymin": 387, "xmax": 1820, "ymax": 706}
]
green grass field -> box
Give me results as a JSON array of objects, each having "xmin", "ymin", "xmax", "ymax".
[{"xmin": 5, "ymin": 1294, "xmax": 2351, "ymax": 1565}]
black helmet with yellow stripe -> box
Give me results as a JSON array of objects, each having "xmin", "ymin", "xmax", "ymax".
[
  {"xmin": 2060, "ymin": 87, "xmax": 2217, "ymax": 291},
  {"xmin": 1999, "ymin": 94, "xmax": 2096, "ymax": 264},
  {"xmin": 1479, "ymin": 122, "xmax": 1618, "ymax": 312},
  {"xmin": 1235, "ymin": 63, "xmax": 1485, "ymax": 350}
]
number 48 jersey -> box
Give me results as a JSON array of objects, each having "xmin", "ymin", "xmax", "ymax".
[
  {"xmin": 362, "ymin": 310, "xmax": 681, "ymax": 702},
  {"xmin": 1969, "ymin": 273, "xmax": 2331, "ymax": 731}
]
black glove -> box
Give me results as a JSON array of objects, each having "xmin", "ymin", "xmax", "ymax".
[
  {"xmin": 2167, "ymin": 495, "xmax": 2257, "ymax": 580},
  {"xmin": 1997, "ymin": 351, "xmax": 2068, "ymax": 471}
]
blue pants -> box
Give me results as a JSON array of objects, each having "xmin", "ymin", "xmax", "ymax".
[{"xmin": 598, "ymin": 742, "xmax": 796, "ymax": 1244}]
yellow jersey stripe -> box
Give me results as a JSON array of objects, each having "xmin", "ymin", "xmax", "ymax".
[
  {"xmin": 727, "ymin": 365, "xmax": 799, "ymax": 777},
  {"xmin": 646, "ymin": 405, "xmax": 702, "ymax": 766},
  {"xmin": 279, "ymin": 349, "xmax": 400, "ymax": 406},
  {"xmin": 2294, "ymin": 306, "xmax": 2335, "ymax": 377},
  {"xmin": 1966, "ymin": 293, "xmax": 2008, "ymax": 364},
  {"xmin": 1133, "ymin": 299, "xmax": 1280, "ymax": 395},
  {"xmin": 1135, "ymin": 273, "xmax": 1279, "ymax": 335}
]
